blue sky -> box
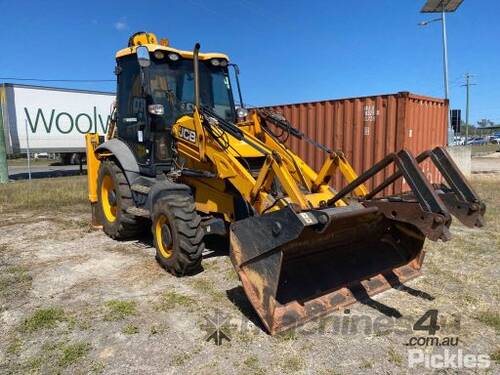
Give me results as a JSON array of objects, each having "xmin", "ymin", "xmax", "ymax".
[{"xmin": 1, "ymin": 0, "xmax": 498, "ymax": 124}]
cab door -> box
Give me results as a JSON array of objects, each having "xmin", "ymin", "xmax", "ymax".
[{"xmin": 116, "ymin": 55, "xmax": 151, "ymax": 166}]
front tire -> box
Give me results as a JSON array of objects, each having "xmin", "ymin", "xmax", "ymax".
[
  {"xmin": 152, "ymin": 193, "xmax": 204, "ymax": 276},
  {"xmin": 97, "ymin": 160, "xmax": 144, "ymax": 239}
]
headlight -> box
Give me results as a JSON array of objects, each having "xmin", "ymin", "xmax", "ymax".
[
  {"xmin": 148, "ymin": 104, "xmax": 164, "ymax": 115},
  {"xmin": 210, "ymin": 59, "xmax": 229, "ymax": 67},
  {"xmin": 154, "ymin": 51, "xmax": 165, "ymax": 59},
  {"xmin": 207, "ymin": 116, "xmax": 219, "ymax": 126},
  {"xmin": 236, "ymin": 107, "xmax": 249, "ymax": 118},
  {"xmin": 168, "ymin": 53, "xmax": 180, "ymax": 61}
]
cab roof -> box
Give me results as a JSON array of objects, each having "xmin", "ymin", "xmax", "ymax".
[{"xmin": 115, "ymin": 43, "xmax": 230, "ymax": 61}]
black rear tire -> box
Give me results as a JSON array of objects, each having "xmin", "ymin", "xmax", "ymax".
[
  {"xmin": 152, "ymin": 193, "xmax": 204, "ymax": 276},
  {"xmin": 97, "ymin": 159, "xmax": 145, "ymax": 239}
]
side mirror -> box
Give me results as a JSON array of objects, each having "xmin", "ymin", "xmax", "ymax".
[{"xmin": 137, "ymin": 46, "xmax": 151, "ymax": 68}]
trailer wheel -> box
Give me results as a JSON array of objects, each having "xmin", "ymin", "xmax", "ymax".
[
  {"xmin": 152, "ymin": 193, "xmax": 204, "ymax": 276},
  {"xmin": 97, "ymin": 160, "xmax": 144, "ymax": 239}
]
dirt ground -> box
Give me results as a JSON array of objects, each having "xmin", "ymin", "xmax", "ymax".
[
  {"xmin": 472, "ymin": 152, "xmax": 500, "ymax": 174},
  {"xmin": 0, "ymin": 173, "xmax": 499, "ymax": 374}
]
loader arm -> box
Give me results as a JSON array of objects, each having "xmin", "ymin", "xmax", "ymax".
[{"xmin": 171, "ymin": 107, "xmax": 370, "ymax": 214}]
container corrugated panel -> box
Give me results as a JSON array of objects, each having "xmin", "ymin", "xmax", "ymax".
[{"xmin": 261, "ymin": 92, "xmax": 448, "ymax": 195}]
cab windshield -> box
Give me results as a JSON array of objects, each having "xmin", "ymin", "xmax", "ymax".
[{"xmin": 148, "ymin": 57, "xmax": 236, "ymax": 123}]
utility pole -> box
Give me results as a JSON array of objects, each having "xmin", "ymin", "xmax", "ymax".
[
  {"xmin": 24, "ymin": 119, "xmax": 32, "ymax": 181},
  {"xmin": 0, "ymin": 86, "xmax": 8, "ymax": 183},
  {"xmin": 0, "ymin": 120, "xmax": 7, "ymax": 183},
  {"xmin": 441, "ymin": 8, "xmax": 449, "ymax": 100},
  {"xmin": 462, "ymin": 73, "xmax": 476, "ymax": 145}
]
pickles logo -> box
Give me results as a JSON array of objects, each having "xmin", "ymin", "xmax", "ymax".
[{"xmin": 24, "ymin": 107, "xmax": 111, "ymax": 135}]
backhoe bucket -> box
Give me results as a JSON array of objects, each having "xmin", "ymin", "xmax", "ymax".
[{"xmin": 229, "ymin": 205, "xmax": 428, "ymax": 335}]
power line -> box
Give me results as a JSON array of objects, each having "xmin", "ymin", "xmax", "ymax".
[{"xmin": 0, "ymin": 77, "xmax": 114, "ymax": 82}]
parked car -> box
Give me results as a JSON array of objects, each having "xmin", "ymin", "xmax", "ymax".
[
  {"xmin": 453, "ymin": 136, "xmax": 465, "ymax": 145},
  {"xmin": 489, "ymin": 135, "xmax": 500, "ymax": 144},
  {"xmin": 59, "ymin": 152, "xmax": 86, "ymax": 165},
  {"xmin": 467, "ymin": 137, "xmax": 489, "ymax": 145},
  {"xmin": 34, "ymin": 152, "xmax": 49, "ymax": 159}
]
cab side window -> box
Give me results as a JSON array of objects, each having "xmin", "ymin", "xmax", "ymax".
[
  {"xmin": 116, "ymin": 56, "xmax": 149, "ymax": 164},
  {"xmin": 117, "ymin": 56, "xmax": 143, "ymax": 133}
]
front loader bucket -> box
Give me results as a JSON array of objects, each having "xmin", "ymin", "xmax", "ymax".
[
  {"xmin": 229, "ymin": 148, "xmax": 485, "ymax": 335},
  {"xmin": 229, "ymin": 205, "xmax": 428, "ymax": 335}
]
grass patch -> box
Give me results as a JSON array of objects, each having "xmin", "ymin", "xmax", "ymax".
[
  {"xmin": 150, "ymin": 323, "xmax": 167, "ymax": 335},
  {"xmin": 475, "ymin": 311, "xmax": 500, "ymax": 332},
  {"xmin": 276, "ymin": 329, "xmax": 297, "ymax": 341},
  {"xmin": 243, "ymin": 356, "xmax": 266, "ymax": 374},
  {"xmin": 28, "ymin": 356, "xmax": 43, "ymax": 372},
  {"xmin": 224, "ymin": 268, "xmax": 239, "ymax": 282},
  {"xmin": 170, "ymin": 352, "xmax": 191, "ymax": 367},
  {"xmin": 7, "ymin": 158, "xmax": 53, "ymax": 167},
  {"xmin": 317, "ymin": 370, "xmax": 342, "ymax": 375},
  {"xmin": 59, "ymin": 342, "xmax": 91, "ymax": 367},
  {"xmin": 490, "ymin": 348, "xmax": 500, "ymax": 364},
  {"xmin": 22, "ymin": 307, "xmax": 65, "ymax": 332},
  {"xmin": 122, "ymin": 323, "xmax": 139, "ymax": 335},
  {"xmin": 103, "ymin": 300, "xmax": 136, "ymax": 321},
  {"xmin": 191, "ymin": 278, "xmax": 225, "ymax": 302},
  {"xmin": 280, "ymin": 355, "xmax": 305, "ymax": 373},
  {"xmin": 25, "ymin": 340, "xmax": 91, "ymax": 372},
  {"xmin": 0, "ymin": 265, "xmax": 32, "ymax": 299},
  {"xmin": 360, "ymin": 358, "xmax": 373, "ymax": 369},
  {"xmin": 6, "ymin": 336, "xmax": 22, "ymax": 355},
  {"xmin": 243, "ymin": 356, "xmax": 259, "ymax": 368},
  {"xmin": 91, "ymin": 361, "xmax": 106, "ymax": 373},
  {"xmin": 0, "ymin": 176, "xmax": 87, "ymax": 213},
  {"xmin": 156, "ymin": 291, "xmax": 196, "ymax": 311},
  {"xmin": 387, "ymin": 347, "xmax": 402, "ymax": 366},
  {"xmin": 470, "ymin": 144, "xmax": 500, "ymax": 156},
  {"xmin": 373, "ymin": 329, "xmax": 391, "ymax": 337}
]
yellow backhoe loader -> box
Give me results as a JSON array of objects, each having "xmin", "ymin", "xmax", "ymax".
[{"xmin": 85, "ymin": 32, "xmax": 485, "ymax": 334}]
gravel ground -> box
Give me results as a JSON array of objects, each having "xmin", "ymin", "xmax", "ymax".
[
  {"xmin": 472, "ymin": 153, "xmax": 500, "ymax": 174},
  {"xmin": 0, "ymin": 176, "xmax": 498, "ymax": 374}
]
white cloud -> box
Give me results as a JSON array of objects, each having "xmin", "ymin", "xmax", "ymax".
[{"xmin": 114, "ymin": 18, "xmax": 128, "ymax": 31}]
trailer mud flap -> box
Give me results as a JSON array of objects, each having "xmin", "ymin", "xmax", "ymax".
[{"xmin": 229, "ymin": 206, "xmax": 427, "ymax": 335}]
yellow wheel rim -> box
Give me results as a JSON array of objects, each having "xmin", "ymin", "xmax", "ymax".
[
  {"xmin": 155, "ymin": 215, "xmax": 173, "ymax": 258},
  {"xmin": 101, "ymin": 174, "xmax": 117, "ymax": 222}
]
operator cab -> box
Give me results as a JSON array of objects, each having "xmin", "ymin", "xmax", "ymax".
[{"xmin": 114, "ymin": 32, "xmax": 237, "ymax": 176}]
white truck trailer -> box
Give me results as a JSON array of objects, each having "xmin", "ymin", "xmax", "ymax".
[{"xmin": 0, "ymin": 83, "xmax": 115, "ymax": 181}]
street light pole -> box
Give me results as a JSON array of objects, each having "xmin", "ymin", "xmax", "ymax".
[
  {"xmin": 465, "ymin": 73, "xmax": 470, "ymax": 144},
  {"xmin": 441, "ymin": 8, "xmax": 454, "ymax": 146},
  {"xmin": 441, "ymin": 9, "xmax": 449, "ymax": 100},
  {"xmin": 420, "ymin": 0, "xmax": 464, "ymax": 146},
  {"xmin": 418, "ymin": 12, "xmax": 453, "ymax": 144}
]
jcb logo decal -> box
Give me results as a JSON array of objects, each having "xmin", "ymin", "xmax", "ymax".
[{"xmin": 180, "ymin": 127, "xmax": 196, "ymax": 143}]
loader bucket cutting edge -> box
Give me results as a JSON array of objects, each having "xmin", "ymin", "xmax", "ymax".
[{"xmin": 229, "ymin": 205, "xmax": 427, "ymax": 335}]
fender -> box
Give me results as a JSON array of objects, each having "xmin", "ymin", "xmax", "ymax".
[
  {"xmin": 95, "ymin": 139, "xmax": 140, "ymax": 184},
  {"xmin": 145, "ymin": 180, "xmax": 192, "ymax": 211}
]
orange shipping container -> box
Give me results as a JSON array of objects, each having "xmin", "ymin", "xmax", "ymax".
[{"xmin": 261, "ymin": 91, "xmax": 448, "ymax": 195}]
